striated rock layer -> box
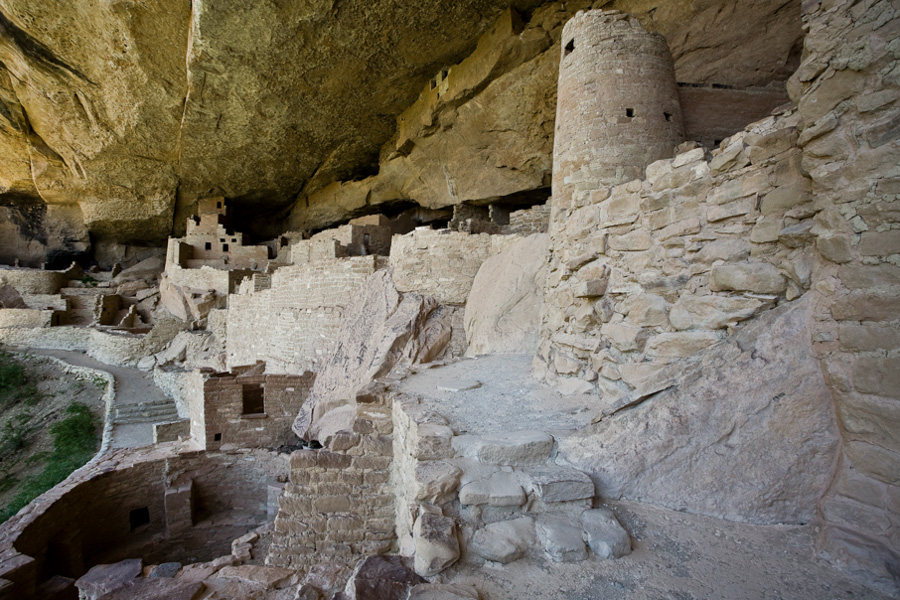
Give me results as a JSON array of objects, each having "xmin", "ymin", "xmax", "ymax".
[{"xmin": 0, "ymin": 0, "xmax": 800, "ymax": 263}]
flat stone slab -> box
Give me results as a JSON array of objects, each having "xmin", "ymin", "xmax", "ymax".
[
  {"xmin": 471, "ymin": 517, "xmax": 535, "ymax": 564},
  {"xmin": 97, "ymin": 579, "xmax": 205, "ymax": 600},
  {"xmin": 408, "ymin": 583, "xmax": 480, "ymax": 599},
  {"xmin": 526, "ymin": 467, "xmax": 594, "ymax": 502},
  {"xmin": 537, "ymin": 517, "xmax": 588, "ymax": 563},
  {"xmin": 437, "ymin": 380, "xmax": 482, "ymax": 392},
  {"xmin": 473, "ymin": 431, "xmax": 554, "ymax": 466},
  {"xmin": 581, "ymin": 508, "xmax": 632, "ymax": 559},
  {"xmin": 76, "ymin": 558, "xmax": 142, "ymax": 599},
  {"xmin": 459, "ymin": 472, "xmax": 525, "ymax": 506},
  {"xmin": 216, "ymin": 565, "xmax": 295, "ymax": 589}
]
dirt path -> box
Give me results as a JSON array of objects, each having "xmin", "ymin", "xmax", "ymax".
[{"xmin": 31, "ymin": 350, "xmax": 177, "ymax": 449}]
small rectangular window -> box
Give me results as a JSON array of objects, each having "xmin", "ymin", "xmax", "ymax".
[
  {"xmin": 664, "ymin": 112, "xmax": 672, "ymax": 122},
  {"xmin": 626, "ymin": 108, "xmax": 634, "ymax": 118},
  {"xmin": 222, "ymin": 244, "xmax": 229, "ymax": 252},
  {"xmin": 130, "ymin": 507, "xmax": 150, "ymax": 531},
  {"xmin": 214, "ymin": 433, "xmax": 222, "ymax": 442},
  {"xmin": 216, "ymin": 201, "xmax": 222, "ymax": 209},
  {"xmin": 242, "ymin": 384, "xmax": 264, "ymax": 415},
  {"xmin": 205, "ymin": 242, "xmax": 211, "ymax": 251}
]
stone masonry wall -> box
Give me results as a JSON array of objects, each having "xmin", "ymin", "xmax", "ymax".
[
  {"xmin": 505, "ymin": 202, "xmax": 552, "ymax": 235},
  {"xmin": 267, "ymin": 401, "xmax": 395, "ymax": 571},
  {"xmin": 791, "ymin": 0, "xmax": 900, "ymax": 588},
  {"xmin": 201, "ymin": 371, "xmax": 316, "ymax": 451},
  {"xmin": 537, "ymin": 111, "xmax": 813, "ymax": 398},
  {"xmin": 0, "ymin": 444, "xmax": 287, "ymax": 597},
  {"xmin": 390, "ymin": 229, "xmax": 497, "ymax": 304},
  {"xmin": 226, "ymin": 257, "xmax": 381, "ymax": 374}
]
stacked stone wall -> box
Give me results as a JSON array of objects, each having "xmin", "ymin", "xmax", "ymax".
[
  {"xmin": 389, "ymin": 229, "xmax": 496, "ymax": 304},
  {"xmin": 0, "ymin": 445, "xmax": 288, "ymax": 597},
  {"xmin": 226, "ymin": 257, "xmax": 380, "ymax": 374},
  {"xmin": 790, "ymin": 0, "xmax": 900, "ymax": 587},
  {"xmin": 505, "ymin": 202, "xmax": 551, "ymax": 235},
  {"xmin": 267, "ymin": 402, "xmax": 395, "ymax": 571},
  {"xmin": 554, "ymin": 10, "xmax": 683, "ymax": 200},
  {"xmin": 201, "ymin": 372, "xmax": 315, "ymax": 451},
  {"xmin": 538, "ymin": 112, "xmax": 812, "ymax": 396},
  {"xmin": 0, "ymin": 309, "xmax": 58, "ymax": 329},
  {"xmin": 0, "ymin": 268, "xmax": 71, "ymax": 295},
  {"xmin": 167, "ymin": 264, "xmax": 251, "ymax": 295}
]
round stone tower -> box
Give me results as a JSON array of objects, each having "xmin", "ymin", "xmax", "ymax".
[{"xmin": 553, "ymin": 10, "xmax": 684, "ymax": 204}]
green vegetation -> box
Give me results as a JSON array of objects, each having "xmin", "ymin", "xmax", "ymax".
[
  {"xmin": 0, "ymin": 347, "xmax": 101, "ymax": 524},
  {"xmin": 0, "ymin": 402, "xmax": 98, "ymax": 523}
]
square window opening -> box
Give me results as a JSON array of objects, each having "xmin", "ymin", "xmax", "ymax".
[
  {"xmin": 130, "ymin": 507, "xmax": 150, "ymax": 531},
  {"xmin": 626, "ymin": 108, "xmax": 634, "ymax": 118},
  {"xmin": 213, "ymin": 433, "xmax": 222, "ymax": 441}
]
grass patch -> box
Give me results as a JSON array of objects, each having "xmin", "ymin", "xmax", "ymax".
[{"xmin": 0, "ymin": 402, "xmax": 98, "ymax": 524}]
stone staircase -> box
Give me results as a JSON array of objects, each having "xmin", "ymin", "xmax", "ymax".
[
  {"xmin": 450, "ymin": 430, "xmax": 630, "ymax": 564},
  {"xmin": 392, "ymin": 394, "xmax": 632, "ymax": 578},
  {"xmin": 113, "ymin": 399, "xmax": 181, "ymax": 425}
]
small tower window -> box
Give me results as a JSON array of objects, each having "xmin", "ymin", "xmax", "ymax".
[
  {"xmin": 664, "ymin": 112, "xmax": 672, "ymax": 122},
  {"xmin": 213, "ymin": 433, "xmax": 222, "ymax": 442},
  {"xmin": 626, "ymin": 108, "xmax": 634, "ymax": 118},
  {"xmin": 222, "ymin": 244, "xmax": 229, "ymax": 252},
  {"xmin": 216, "ymin": 201, "xmax": 222, "ymax": 209},
  {"xmin": 205, "ymin": 242, "xmax": 211, "ymax": 251},
  {"xmin": 564, "ymin": 39, "xmax": 575, "ymax": 57}
]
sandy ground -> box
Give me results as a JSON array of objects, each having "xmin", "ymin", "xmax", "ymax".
[{"xmin": 397, "ymin": 355, "xmax": 895, "ymax": 600}]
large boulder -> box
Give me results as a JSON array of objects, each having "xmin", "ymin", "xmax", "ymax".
[
  {"xmin": 559, "ymin": 294, "xmax": 841, "ymax": 524},
  {"xmin": 293, "ymin": 269, "xmax": 452, "ymax": 441},
  {"xmin": 464, "ymin": 233, "xmax": 548, "ymax": 356}
]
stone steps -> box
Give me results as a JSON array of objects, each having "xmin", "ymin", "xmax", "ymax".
[
  {"xmin": 447, "ymin": 430, "xmax": 631, "ymax": 566},
  {"xmin": 394, "ymin": 402, "xmax": 634, "ymax": 576},
  {"xmin": 114, "ymin": 401, "xmax": 180, "ymax": 424}
]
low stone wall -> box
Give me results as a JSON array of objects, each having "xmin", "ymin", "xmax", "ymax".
[
  {"xmin": 0, "ymin": 267, "xmax": 75, "ymax": 295},
  {"xmin": 0, "ymin": 309, "xmax": 59, "ymax": 329},
  {"xmin": 791, "ymin": 0, "xmax": 900, "ymax": 589},
  {"xmin": 226, "ymin": 257, "xmax": 381, "ymax": 374},
  {"xmin": 0, "ymin": 324, "xmax": 179, "ymax": 368},
  {"xmin": 0, "ymin": 444, "xmax": 288, "ymax": 599}
]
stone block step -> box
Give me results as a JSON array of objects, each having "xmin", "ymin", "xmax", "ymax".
[{"xmin": 452, "ymin": 430, "xmax": 554, "ymax": 466}]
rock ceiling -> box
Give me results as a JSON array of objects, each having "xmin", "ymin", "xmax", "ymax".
[{"xmin": 0, "ymin": 0, "xmax": 801, "ymax": 250}]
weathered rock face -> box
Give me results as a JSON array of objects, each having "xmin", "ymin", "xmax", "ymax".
[
  {"xmin": 464, "ymin": 233, "xmax": 548, "ymax": 356},
  {"xmin": 559, "ymin": 295, "xmax": 841, "ymax": 525},
  {"xmin": 293, "ymin": 269, "xmax": 452, "ymax": 442},
  {"xmin": 0, "ymin": 0, "xmax": 801, "ymax": 261}
]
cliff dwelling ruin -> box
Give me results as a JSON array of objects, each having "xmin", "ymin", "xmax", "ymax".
[{"xmin": 0, "ymin": 0, "xmax": 898, "ymax": 598}]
